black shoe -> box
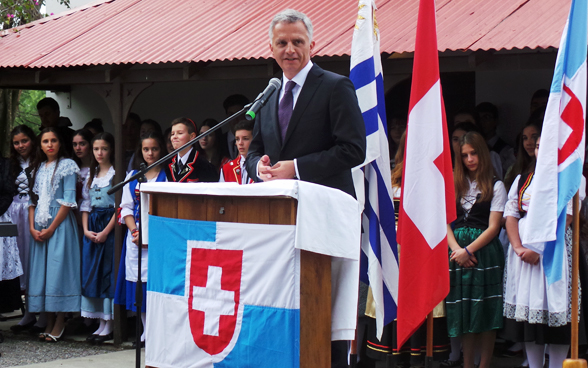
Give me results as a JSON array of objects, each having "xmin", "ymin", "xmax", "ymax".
[
  {"xmin": 93, "ymin": 332, "xmax": 113, "ymax": 345},
  {"xmin": 502, "ymin": 349, "xmax": 523, "ymax": 358},
  {"xmin": 439, "ymin": 359, "xmax": 462, "ymax": 368},
  {"xmin": 10, "ymin": 320, "xmax": 36, "ymax": 334},
  {"xmin": 86, "ymin": 334, "xmax": 99, "ymax": 343},
  {"xmin": 29, "ymin": 325, "xmax": 46, "ymax": 335},
  {"xmin": 132, "ymin": 340, "xmax": 145, "ymax": 348}
]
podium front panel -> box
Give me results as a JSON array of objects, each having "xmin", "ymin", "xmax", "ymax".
[{"xmin": 147, "ymin": 192, "xmax": 331, "ymax": 368}]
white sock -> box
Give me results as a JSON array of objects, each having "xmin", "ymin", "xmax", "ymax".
[
  {"xmin": 18, "ymin": 311, "xmax": 36, "ymax": 325},
  {"xmin": 449, "ymin": 336, "xmax": 462, "ymax": 361},
  {"xmin": 93, "ymin": 319, "xmax": 106, "ymax": 335},
  {"xmin": 525, "ymin": 343, "xmax": 546, "ymax": 368},
  {"xmin": 140, "ymin": 313, "xmax": 147, "ymax": 342},
  {"xmin": 548, "ymin": 344, "xmax": 569, "ymax": 368},
  {"xmin": 509, "ymin": 342, "xmax": 523, "ymax": 352},
  {"xmin": 99, "ymin": 320, "xmax": 113, "ymax": 336}
]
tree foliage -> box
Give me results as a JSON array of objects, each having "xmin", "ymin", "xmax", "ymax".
[
  {"xmin": 15, "ymin": 90, "xmax": 43, "ymax": 132},
  {"xmin": 1, "ymin": 0, "xmax": 70, "ymax": 30}
]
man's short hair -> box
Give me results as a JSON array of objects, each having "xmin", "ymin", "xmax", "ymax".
[
  {"xmin": 475, "ymin": 102, "xmax": 498, "ymax": 120},
  {"xmin": 233, "ymin": 120, "xmax": 255, "ymax": 134},
  {"xmin": 269, "ymin": 9, "xmax": 313, "ymax": 42},
  {"xmin": 36, "ymin": 97, "xmax": 60, "ymax": 112},
  {"xmin": 223, "ymin": 94, "xmax": 250, "ymax": 113},
  {"xmin": 531, "ymin": 88, "xmax": 549, "ymax": 100},
  {"xmin": 127, "ymin": 112, "xmax": 142, "ymax": 125}
]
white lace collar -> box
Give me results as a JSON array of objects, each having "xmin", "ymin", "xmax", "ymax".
[
  {"xmin": 90, "ymin": 166, "xmax": 115, "ymax": 188},
  {"xmin": 32, "ymin": 158, "xmax": 79, "ymax": 227}
]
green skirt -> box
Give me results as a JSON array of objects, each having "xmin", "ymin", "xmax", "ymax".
[{"xmin": 446, "ymin": 226, "xmax": 504, "ymax": 337}]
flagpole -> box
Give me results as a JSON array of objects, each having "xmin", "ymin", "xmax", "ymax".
[
  {"xmin": 563, "ymin": 191, "xmax": 586, "ymax": 368},
  {"xmin": 425, "ymin": 312, "xmax": 433, "ymax": 368},
  {"xmin": 349, "ymin": 325, "xmax": 358, "ymax": 368}
]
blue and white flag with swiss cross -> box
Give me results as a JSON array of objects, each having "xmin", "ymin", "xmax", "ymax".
[
  {"xmin": 523, "ymin": 0, "xmax": 586, "ymax": 284},
  {"xmin": 145, "ymin": 215, "xmax": 298, "ymax": 368}
]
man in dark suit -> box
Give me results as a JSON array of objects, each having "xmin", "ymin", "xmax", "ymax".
[
  {"xmin": 246, "ymin": 9, "xmax": 366, "ymax": 199},
  {"xmin": 246, "ymin": 9, "xmax": 366, "ymax": 368}
]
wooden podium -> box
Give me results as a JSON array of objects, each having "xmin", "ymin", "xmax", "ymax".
[{"xmin": 146, "ymin": 190, "xmax": 332, "ymax": 368}]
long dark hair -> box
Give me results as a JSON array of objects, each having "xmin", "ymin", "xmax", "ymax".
[
  {"xmin": 200, "ymin": 118, "xmax": 229, "ymax": 169},
  {"xmin": 132, "ymin": 131, "xmax": 168, "ymax": 170},
  {"xmin": 71, "ymin": 129, "xmax": 94, "ymax": 167},
  {"xmin": 454, "ymin": 131, "xmax": 495, "ymax": 202},
  {"xmin": 503, "ymin": 109, "xmax": 544, "ymax": 190},
  {"xmin": 88, "ymin": 132, "xmax": 115, "ymax": 188},
  {"xmin": 30, "ymin": 128, "xmax": 69, "ymax": 204},
  {"xmin": 9, "ymin": 125, "xmax": 37, "ymax": 177}
]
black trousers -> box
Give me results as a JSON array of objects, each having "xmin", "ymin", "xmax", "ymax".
[{"xmin": 332, "ymin": 340, "xmax": 349, "ymax": 368}]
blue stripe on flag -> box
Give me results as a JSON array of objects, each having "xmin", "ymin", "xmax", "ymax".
[
  {"xmin": 543, "ymin": 210, "xmax": 567, "ymax": 285},
  {"xmin": 148, "ymin": 215, "xmax": 216, "ymax": 296},
  {"xmin": 359, "ymin": 245, "xmax": 369, "ymax": 284},
  {"xmin": 382, "ymin": 279, "xmax": 397, "ymax": 325},
  {"xmin": 376, "ymin": 73, "xmax": 388, "ymax": 137},
  {"xmin": 363, "ymin": 107, "xmax": 379, "ymax": 136},
  {"xmin": 215, "ymin": 305, "xmax": 299, "ymax": 368},
  {"xmin": 564, "ymin": 0, "xmax": 587, "ymax": 78},
  {"xmin": 373, "ymin": 163, "xmax": 397, "ymax": 245},
  {"xmin": 544, "ymin": 159, "xmax": 583, "ymax": 284},
  {"xmin": 557, "ymin": 159, "xmax": 583, "ymax": 213},
  {"xmin": 551, "ymin": 0, "xmax": 587, "ymax": 93},
  {"xmin": 363, "ymin": 161, "xmax": 398, "ymax": 325},
  {"xmin": 350, "ymin": 57, "xmax": 376, "ymax": 90}
]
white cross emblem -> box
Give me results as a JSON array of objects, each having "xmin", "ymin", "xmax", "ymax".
[{"xmin": 192, "ymin": 266, "xmax": 236, "ymax": 336}]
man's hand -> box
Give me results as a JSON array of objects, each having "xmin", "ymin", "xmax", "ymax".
[
  {"xmin": 258, "ymin": 156, "xmax": 296, "ymax": 181},
  {"xmin": 267, "ymin": 160, "xmax": 296, "ymax": 180},
  {"xmin": 258, "ymin": 155, "xmax": 273, "ymax": 181}
]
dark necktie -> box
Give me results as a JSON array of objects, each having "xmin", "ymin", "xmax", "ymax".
[
  {"xmin": 177, "ymin": 157, "xmax": 185, "ymax": 174},
  {"xmin": 278, "ymin": 81, "xmax": 296, "ymax": 142}
]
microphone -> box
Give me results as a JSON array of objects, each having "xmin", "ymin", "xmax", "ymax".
[{"xmin": 245, "ymin": 78, "xmax": 282, "ymax": 121}]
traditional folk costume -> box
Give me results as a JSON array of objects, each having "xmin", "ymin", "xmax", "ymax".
[
  {"xmin": 164, "ymin": 147, "xmax": 219, "ymax": 183},
  {"xmin": 28, "ymin": 158, "xmax": 80, "ymax": 313},
  {"xmin": 503, "ymin": 173, "xmax": 585, "ymax": 345},
  {"xmin": 80, "ymin": 166, "xmax": 116, "ymax": 320},
  {"xmin": 75, "ymin": 166, "xmax": 90, "ymax": 230},
  {"xmin": 0, "ymin": 157, "xmax": 23, "ymax": 313},
  {"xmin": 8, "ymin": 157, "xmax": 31, "ymax": 291},
  {"xmin": 446, "ymin": 178, "xmax": 506, "ymax": 337},
  {"xmin": 365, "ymin": 187, "xmax": 449, "ymax": 366},
  {"xmin": 115, "ymin": 169, "xmax": 167, "ymax": 312},
  {"xmin": 219, "ymin": 155, "xmax": 253, "ymax": 184}
]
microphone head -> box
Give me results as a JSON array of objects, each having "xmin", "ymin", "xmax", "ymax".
[
  {"xmin": 269, "ymin": 77, "xmax": 282, "ymax": 90},
  {"xmin": 245, "ymin": 111, "xmax": 255, "ymax": 121}
]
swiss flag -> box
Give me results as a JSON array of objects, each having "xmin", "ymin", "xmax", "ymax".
[{"xmin": 396, "ymin": 0, "xmax": 456, "ymax": 348}]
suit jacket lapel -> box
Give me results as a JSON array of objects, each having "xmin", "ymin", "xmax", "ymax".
[
  {"xmin": 267, "ymin": 91, "xmax": 281, "ymax": 147},
  {"xmin": 282, "ymin": 64, "xmax": 323, "ymax": 147}
]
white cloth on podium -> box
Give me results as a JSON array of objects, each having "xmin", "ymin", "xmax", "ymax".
[{"xmin": 141, "ymin": 180, "xmax": 361, "ymax": 341}]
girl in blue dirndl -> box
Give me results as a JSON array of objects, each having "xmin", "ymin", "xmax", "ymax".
[
  {"xmin": 81, "ymin": 132, "xmax": 117, "ymax": 344},
  {"xmin": 28, "ymin": 128, "xmax": 81, "ymax": 342},
  {"xmin": 115, "ymin": 131, "xmax": 167, "ymax": 346}
]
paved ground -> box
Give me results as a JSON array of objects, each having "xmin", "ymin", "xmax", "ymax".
[
  {"xmin": 0, "ymin": 310, "xmax": 141, "ymax": 368},
  {"xmin": 0, "ymin": 310, "xmax": 535, "ymax": 368}
]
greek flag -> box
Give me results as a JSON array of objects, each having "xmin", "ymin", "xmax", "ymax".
[{"xmin": 350, "ymin": 0, "xmax": 399, "ymax": 340}]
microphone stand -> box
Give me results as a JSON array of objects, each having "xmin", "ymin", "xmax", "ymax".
[{"xmin": 106, "ymin": 103, "xmax": 252, "ymax": 368}]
